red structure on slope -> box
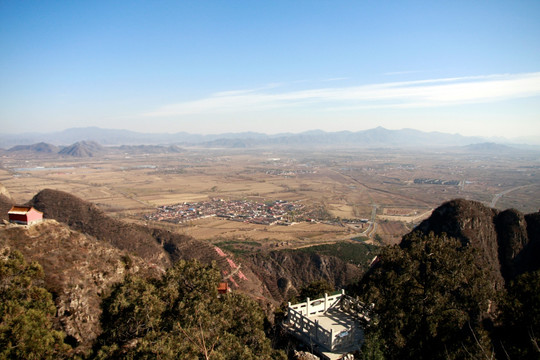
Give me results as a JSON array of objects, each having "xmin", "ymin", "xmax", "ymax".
[{"xmin": 8, "ymin": 206, "xmax": 43, "ymax": 225}]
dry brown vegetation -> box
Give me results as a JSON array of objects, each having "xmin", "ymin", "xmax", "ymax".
[{"xmin": 1, "ymin": 147, "xmax": 538, "ymax": 248}]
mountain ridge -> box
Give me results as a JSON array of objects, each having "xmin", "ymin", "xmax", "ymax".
[
  {"xmin": 411, "ymin": 198, "xmax": 540, "ymax": 288},
  {"xmin": 2, "ymin": 186, "xmax": 539, "ymax": 355},
  {"xmin": 0, "ymin": 126, "xmax": 525, "ymax": 148},
  {"xmin": 25, "ymin": 189, "xmax": 360, "ymax": 303}
]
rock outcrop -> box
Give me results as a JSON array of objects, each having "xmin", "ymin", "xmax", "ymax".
[
  {"xmin": 29, "ymin": 189, "xmax": 172, "ymax": 268},
  {"xmin": 27, "ymin": 189, "xmax": 271, "ymax": 300},
  {"xmin": 249, "ymin": 251, "xmax": 363, "ymax": 301},
  {"xmin": 413, "ymin": 199, "xmax": 540, "ymax": 287},
  {"xmin": 0, "ymin": 220, "xmax": 161, "ymax": 352}
]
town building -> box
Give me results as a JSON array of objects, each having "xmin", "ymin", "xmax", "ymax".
[{"xmin": 8, "ymin": 206, "xmax": 43, "ymax": 226}]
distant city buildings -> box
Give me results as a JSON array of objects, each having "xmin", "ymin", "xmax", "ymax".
[
  {"xmin": 145, "ymin": 198, "xmax": 306, "ymax": 226},
  {"xmin": 414, "ymin": 178, "xmax": 461, "ymax": 185}
]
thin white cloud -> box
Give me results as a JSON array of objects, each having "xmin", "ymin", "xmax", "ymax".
[
  {"xmin": 143, "ymin": 72, "xmax": 540, "ymax": 117},
  {"xmin": 384, "ymin": 70, "xmax": 426, "ymax": 76},
  {"xmin": 322, "ymin": 77, "xmax": 350, "ymax": 82}
]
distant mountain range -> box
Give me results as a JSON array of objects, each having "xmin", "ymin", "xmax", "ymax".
[
  {"xmin": 4, "ymin": 140, "xmax": 187, "ymax": 158},
  {"xmin": 0, "ymin": 126, "xmax": 538, "ymax": 149}
]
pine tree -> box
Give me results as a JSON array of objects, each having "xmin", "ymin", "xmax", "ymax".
[
  {"xmin": 497, "ymin": 270, "xmax": 540, "ymax": 359},
  {"xmin": 0, "ymin": 249, "xmax": 70, "ymax": 359},
  {"xmin": 359, "ymin": 232, "xmax": 495, "ymax": 360},
  {"xmin": 93, "ymin": 259, "xmax": 286, "ymax": 359}
]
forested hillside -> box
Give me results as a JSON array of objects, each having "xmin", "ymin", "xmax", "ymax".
[
  {"xmin": 356, "ymin": 200, "xmax": 540, "ymax": 359},
  {"xmin": 1, "ymin": 193, "xmax": 539, "ymax": 359}
]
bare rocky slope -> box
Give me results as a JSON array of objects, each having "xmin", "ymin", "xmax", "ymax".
[
  {"xmin": 0, "ymin": 187, "xmax": 411, "ymax": 353},
  {"xmin": 27, "ymin": 189, "xmax": 272, "ymax": 298},
  {"xmin": 29, "ymin": 189, "xmax": 173, "ymax": 268},
  {"xmin": 249, "ymin": 251, "xmax": 363, "ymax": 301},
  {"xmin": 412, "ymin": 199, "xmax": 540, "ymax": 288},
  {"xmin": 0, "ymin": 220, "xmax": 161, "ymax": 352},
  {"xmin": 26, "ymin": 189, "xmax": 360, "ymax": 303},
  {"xmin": 0, "ymin": 183, "xmax": 14, "ymax": 222}
]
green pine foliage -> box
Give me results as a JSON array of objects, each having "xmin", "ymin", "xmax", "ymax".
[
  {"xmin": 0, "ymin": 249, "xmax": 71, "ymax": 359},
  {"xmin": 497, "ymin": 269, "xmax": 540, "ymax": 359},
  {"xmin": 359, "ymin": 232, "xmax": 496, "ymax": 360},
  {"xmin": 298, "ymin": 279, "xmax": 335, "ymax": 301},
  {"xmin": 292, "ymin": 241, "xmax": 379, "ymax": 267},
  {"xmin": 93, "ymin": 259, "xmax": 286, "ymax": 360}
]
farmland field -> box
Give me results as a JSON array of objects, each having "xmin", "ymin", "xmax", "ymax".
[{"xmin": 1, "ymin": 146, "xmax": 539, "ymax": 249}]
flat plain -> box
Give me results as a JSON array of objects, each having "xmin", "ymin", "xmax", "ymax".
[{"xmin": 1, "ymin": 146, "xmax": 538, "ymax": 247}]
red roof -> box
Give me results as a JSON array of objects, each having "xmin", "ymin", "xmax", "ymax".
[
  {"xmin": 218, "ymin": 282, "xmax": 229, "ymax": 294},
  {"xmin": 8, "ymin": 206, "xmax": 42, "ymax": 215}
]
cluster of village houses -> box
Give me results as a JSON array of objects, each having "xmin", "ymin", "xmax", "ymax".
[
  {"xmin": 145, "ymin": 198, "xmax": 307, "ymax": 226},
  {"xmin": 264, "ymin": 168, "xmax": 317, "ymax": 177}
]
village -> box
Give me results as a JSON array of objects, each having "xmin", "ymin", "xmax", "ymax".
[{"xmin": 144, "ymin": 198, "xmax": 309, "ymax": 226}]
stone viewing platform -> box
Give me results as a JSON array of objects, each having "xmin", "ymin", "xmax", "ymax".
[{"xmin": 285, "ymin": 290, "xmax": 373, "ymax": 360}]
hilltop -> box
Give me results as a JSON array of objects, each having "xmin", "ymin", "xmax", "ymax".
[
  {"xmin": 26, "ymin": 189, "xmax": 361, "ymax": 301},
  {"xmin": 58, "ymin": 140, "xmax": 105, "ymax": 157},
  {"xmin": 2, "ymin": 188, "xmax": 539, "ymax": 357},
  {"xmin": 8, "ymin": 141, "xmax": 59, "ymax": 153},
  {"xmin": 413, "ymin": 199, "xmax": 540, "ymax": 287},
  {"xmin": 357, "ymin": 199, "xmax": 540, "ymax": 359},
  {"xmin": 3, "ymin": 140, "xmax": 187, "ymax": 157},
  {"xmin": 462, "ymin": 142, "xmax": 517, "ymax": 153}
]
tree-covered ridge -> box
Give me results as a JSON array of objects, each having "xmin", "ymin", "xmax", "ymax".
[
  {"xmin": 497, "ymin": 270, "xmax": 540, "ymax": 359},
  {"xmin": 290, "ymin": 242, "xmax": 379, "ymax": 267},
  {"xmin": 93, "ymin": 259, "xmax": 286, "ymax": 360},
  {"xmin": 359, "ymin": 232, "xmax": 495, "ymax": 359},
  {"xmin": 2, "ymin": 196, "xmax": 540, "ymax": 359},
  {"xmin": 0, "ymin": 251, "xmax": 286, "ymax": 359},
  {"xmin": 357, "ymin": 231, "xmax": 540, "ymax": 360},
  {"xmin": 0, "ymin": 249, "xmax": 70, "ymax": 359}
]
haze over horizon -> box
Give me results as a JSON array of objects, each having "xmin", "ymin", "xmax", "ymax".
[{"xmin": 1, "ymin": 1, "xmax": 539, "ymax": 140}]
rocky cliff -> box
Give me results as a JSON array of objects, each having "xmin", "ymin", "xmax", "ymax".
[
  {"xmin": 0, "ymin": 187, "xmax": 375, "ymax": 352},
  {"xmin": 27, "ymin": 189, "xmax": 362, "ymax": 302},
  {"xmin": 0, "ymin": 220, "xmax": 161, "ymax": 352},
  {"xmin": 412, "ymin": 199, "xmax": 540, "ymax": 288},
  {"xmin": 249, "ymin": 251, "xmax": 363, "ymax": 301},
  {"xmin": 29, "ymin": 189, "xmax": 172, "ymax": 268}
]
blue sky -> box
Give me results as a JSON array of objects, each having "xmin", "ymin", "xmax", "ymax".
[{"xmin": 1, "ymin": 1, "xmax": 539, "ymax": 140}]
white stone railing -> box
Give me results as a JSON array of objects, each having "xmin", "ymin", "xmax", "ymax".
[
  {"xmin": 288, "ymin": 307, "xmax": 332, "ymax": 349},
  {"xmin": 332, "ymin": 326, "xmax": 356, "ymax": 350},
  {"xmin": 287, "ymin": 289, "xmax": 366, "ymax": 351},
  {"xmin": 288, "ymin": 289, "xmax": 344, "ymax": 317},
  {"xmin": 340, "ymin": 294, "xmax": 373, "ymax": 324}
]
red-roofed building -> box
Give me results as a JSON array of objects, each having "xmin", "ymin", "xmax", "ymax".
[
  {"xmin": 217, "ymin": 282, "xmax": 229, "ymax": 294},
  {"xmin": 8, "ymin": 206, "xmax": 43, "ymax": 226}
]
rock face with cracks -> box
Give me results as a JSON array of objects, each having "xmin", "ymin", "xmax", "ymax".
[
  {"xmin": 413, "ymin": 199, "xmax": 540, "ymax": 287},
  {"xmin": 249, "ymin": 250, "xmax": 362, "ymax": 301}
]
